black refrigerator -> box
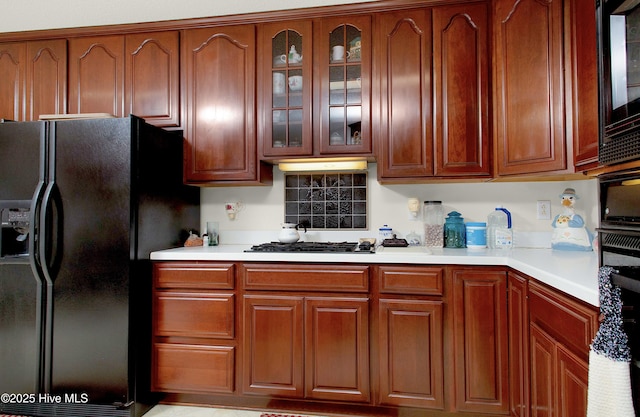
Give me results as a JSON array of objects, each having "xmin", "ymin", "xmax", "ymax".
[{"xmin": 0, "ymin": 116, "xmax": 200, "ymax": 417}]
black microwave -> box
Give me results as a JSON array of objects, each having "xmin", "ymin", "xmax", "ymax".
[{"xmin": 597, "ymin": 0, "xmax": 640, "ymax": 165}]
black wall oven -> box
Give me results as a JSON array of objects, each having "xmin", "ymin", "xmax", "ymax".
[
  {"xmin": 597, "ymin": 0, "xmax": 640, "ymax": 165},
  {"xmin": 599, "ymin": 168, "xmax": 640, "ymax": 410}
]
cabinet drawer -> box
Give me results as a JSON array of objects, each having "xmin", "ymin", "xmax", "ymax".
[
  {"xmin": 152, "ymin": 343, "xmax": 235, "ymax": 394},
  {"xmin": 155, "ymin": 292, "xmax": 235, "ymax": 339},
  {"xmin": 378, "ymin": 266, "xmax": 444, "ymax": 295},
  {"xmin": 528, "ymin": 281, "xmax": 598, "ymax": 357},
  {"xmin": 242, "ymin": 263, "xmax": 369, "ymax": 292},
  {"xmin": 154, "ymin": 262, "xmax": 235, "ymax": 289}
]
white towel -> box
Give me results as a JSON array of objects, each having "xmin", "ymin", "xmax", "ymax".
[
  {"xmin": 587, "ymin": 350, "xmax": 635, "ymax": 416},
  {"xmin": 587, "ymin": 266, "xmax": 635, "ymax": 417}
]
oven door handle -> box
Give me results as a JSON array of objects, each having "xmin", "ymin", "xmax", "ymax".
[{"xmin": 611, "ymin": 271, "xmax": 640, "ymax": 294}]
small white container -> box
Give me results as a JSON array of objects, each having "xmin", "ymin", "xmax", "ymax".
[{"xmin": 465, "ymin": 222, "xmax": 487, "ymax": 249}]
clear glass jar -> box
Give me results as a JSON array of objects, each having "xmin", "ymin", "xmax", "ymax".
[
  {"xmin": 423, "ymin": 201, "xmax": 443, "ymax": 247},
  {"xmin": 444, "ymin": 211, "xmax": 466, "ymax": 248}
]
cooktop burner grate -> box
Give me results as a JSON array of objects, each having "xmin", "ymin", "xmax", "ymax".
[{"xmin": 246, "ymin": 241, "xmax": 372, "ymax": 253}]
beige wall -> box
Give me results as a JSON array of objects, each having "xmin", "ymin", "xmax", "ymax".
[
  {"xmin": 1, "ymin": 0, "xmax": 378, "ymax": 32},
  {"xmin": 201, "ymin": 164, "xmax": 599, "ymax": 243}
]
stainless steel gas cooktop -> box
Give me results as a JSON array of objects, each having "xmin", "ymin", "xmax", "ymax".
[{"xmin": 245, "ymin": 241, "xmax": 374, "ymax": 253}]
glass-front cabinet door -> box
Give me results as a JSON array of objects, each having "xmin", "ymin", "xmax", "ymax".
[
  {"xmin": 259, "ymin": 21, "xmax": 312, "ymax": 158},
  {"xmin": 318, "ymin": 16, "xmax": 371, "ymax": 154}
]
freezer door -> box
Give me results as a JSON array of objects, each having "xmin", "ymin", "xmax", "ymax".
[
  {"xmin": 0, "ymin": 121, "xmax": 47, "ymax": 395},
  {"xmin": 44, "ymin": 118, "xmax": 131, "ymax": 404}
]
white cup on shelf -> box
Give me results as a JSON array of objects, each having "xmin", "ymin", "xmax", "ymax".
[
  {"xmin": 331, "ymin": 45, "xmax": 350, "ymax": 62},
  {"xmin": 273, "ymin": 73, "xmax": 285, "ymax": 94}
]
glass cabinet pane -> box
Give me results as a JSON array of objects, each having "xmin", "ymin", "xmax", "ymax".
[
  {"xmin": 272, "ymin": 29, "xmax": 304, "ymax": 149},
  {"xmin": 328, "ymin": 24, "xmax": 362, "ymax": 148}
]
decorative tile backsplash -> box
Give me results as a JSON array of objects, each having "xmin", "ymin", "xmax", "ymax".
[{"xmin": 285, "ymin": 173, "xmax": 367, "ymax": 229}]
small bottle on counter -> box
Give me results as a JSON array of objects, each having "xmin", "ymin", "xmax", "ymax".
[
  {"xmin": 423, "ymin": 201, "xmax": 444, "ymax": 248},
  {"xmin": 202, "ymin": 234, "xmax": 209, "ymax": 246},
  {"xmin": 378, "ymin": 225, "xmax": 392, "ymax": 245}
]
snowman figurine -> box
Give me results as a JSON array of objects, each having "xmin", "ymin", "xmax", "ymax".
[{"xmin": 551, "ymin": 188, "xmax": 592, "ymax": 251}]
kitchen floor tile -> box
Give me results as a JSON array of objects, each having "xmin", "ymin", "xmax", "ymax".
[{"xmin": 145, "ymin": 405, "xmax": 263, "ymax": 417}]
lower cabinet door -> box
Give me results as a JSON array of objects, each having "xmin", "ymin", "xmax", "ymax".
[
  {"xmin": 152, "ymin": 343, "xmax": 235, "ymax": 394},
  {"xmin": 378, "ymin": 299, "xmax": 444, "ymax": 409},
  {"xmin": 305, "ymin": 297, "xmax": 370, "ymax": 402},
  {"xmin": 452, "ymin": 268, "xmax": 509, "ymax": 414},
  {"xmin": 530, "ymin": 323, "xmax": 589, "ymax": 417},
  {"xmin": 556, "ymin": 345, "xmax": 589, "ymax": 417},
  {"xmin": 243, "ymin": 295, "xmax": 304, "ymax": 397},
  {"xmin": 530, "ymin": 323, "xmax": 555, "ymax": 417}
]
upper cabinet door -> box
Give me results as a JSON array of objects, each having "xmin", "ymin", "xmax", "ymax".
[
  {"xmin": 493, "ymin": 0, "xmax": 567, "ymax": 176},
  {"xmin": 68, "ymin": 36, "xmax": 125, "ymax": 117},
  {"xmin": 183, "ymin": 26, "xmax": 269, "ymax": 184},
  {"xmin": 376, "ymin": 9, "xmax": 433, "ymax": 179},
  {"xmin": 25, "ymin": 40, "xmax": 67, "ymax": 121},
  {"xmin": 258, "ymin": 21, "xmax": 313, "ymax": 158},
  {"xmin": 0, "ymin": 42, "xmax": 26, "ymax": 121},
  {"xmin": 317, "ymin": 15, "xmax": 372, "ymax": 155},
  {"xmin": 568, "ymin": 0, "xmax": 599, "ymax": 170},
  {"xmin": 433, "ymin": 2, "xmax": 491, "ymax": 177},
  {"xmin": 125, "ymin": 32, "xmax": 180, "ymax": 127}
]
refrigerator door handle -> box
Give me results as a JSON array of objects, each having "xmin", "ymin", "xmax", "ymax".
[
  {"xmin": 38, "ymin": 181, "xmax": 63, "ymax": 285},
  {"xmin": 28, "ymin": 180, "xmax": 46, "ymax": 275}
]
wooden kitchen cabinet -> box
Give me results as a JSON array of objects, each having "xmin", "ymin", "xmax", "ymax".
[
  {"xmin": 152, "ymin": 262, "xmax": 237, "ymax": 395},
  {"xmin": 68, "ymin": 35, "xmax": 125, "ymax": 117},
  {"xmin": 125, "ymin": 31, "xmax": 180, "ymax": 127},
  {"xmin": 376, "ymin": 265, "xmax": 444, "ymax": 409},
  {"xmin": 567, "ymin": 0, "xmax": 599, "ymax": 170},
  {"xmin": 243, "ymin": 294, "xmax": 304, "ymax": 397},
  {"xmin": 508, "ymin": 271, "xmax": 530, "ymax": 417},
  {"xmin": 182, "ymin": 25, "xmax": 272, "ymax": 185},
  {"xmin": 69, "ymin": 32, "xmax": 180, "ymax": 126},
  {"xmin": 528, "ymin": 280, "xmax": 598, "ymax": 417},
  {"xmin": 242, "ymin": 263, "xmax": 370, "ymax": 402},
  {"xmin": 0, "ymin": 40, "xmax": 66, "ymax": 121},
  {"xmin": 0, "ymin": 42, "xmax": 25, "ymax": 121},
  {"xmin": 258, "ymin": 20, "xmax": 313, "ymax": 157},
  {"xmin": 316, "ymin": 15, "xmax": 372, "ymax": 155},
  {"xmin": 451, "ymin": 267, "xmax": 509, "ymax": 414},
  {"xmin": 243, "ymin": 295, "xmax": 370, "ymax": 402},
  {"xmin": 493, "ymin": 0, "xmax": 595, "ymax": 176},
  {"xmin": 258, "ymin": 15, "xmax": 372, "ymax": 159},
  {"xmin": 376, "ymin": 2, "xmax": 491, "ymax": 182}
]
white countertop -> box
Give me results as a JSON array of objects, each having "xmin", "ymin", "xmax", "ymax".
[{"xmin": 150, "ymin": 245, "xmax": 600, "ymax": 307}]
